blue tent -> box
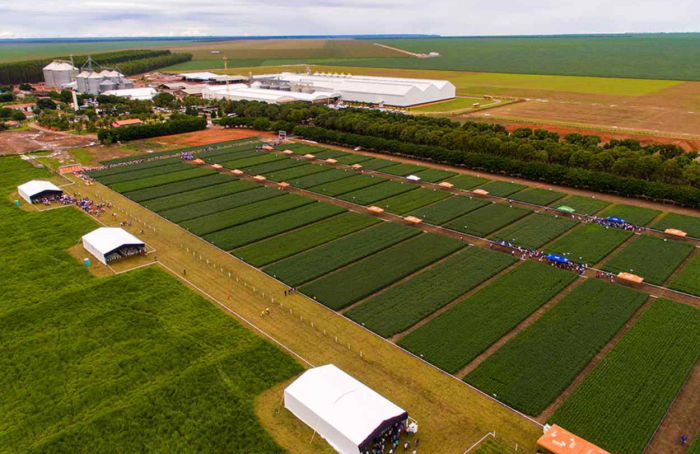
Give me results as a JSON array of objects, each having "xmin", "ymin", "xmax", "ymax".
[
  {"xmin": 605, "ymin": 216, "xmax": 625, "ymax": 224},
  {"xmin": 546, "ymin": 254, "xmax": 570, "ymax": 264}
]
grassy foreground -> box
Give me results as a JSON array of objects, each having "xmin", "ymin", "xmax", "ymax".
[{"xmin": 0, "ymin": 158, "xmax": 303, "ymax": 453}]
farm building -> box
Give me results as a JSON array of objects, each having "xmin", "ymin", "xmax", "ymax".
[
  {"xmin": 102, "ymin": 87, "xmax": 158, "ymax": 101},
  {"xmin": 202, "ymin": 85, "xmax": 338, "ymax": 104},
  {"xmin": 17, "ymin": 180, "xmax": 63, "ymax": 204},
  {"xmin": 253, "ymin": 72, "xmax": 455, "ymax": 107},
  {"xmin": 111, "ymin": 119, "xmax": 144, "ymax": 128},
  {"xmin": 75, "ymin": 69, "xmax": 133, "ymax": 95},
  {"xmin": 42, "ymin": 61, "xmax": 79, "ymax": 90},
  {"xmin": 82, "ymin": 227, "xmax": 145, "ymax": 265},
  {"xmin": 284, "ymin": 364, "xmax": 408, "ymax": 454}
]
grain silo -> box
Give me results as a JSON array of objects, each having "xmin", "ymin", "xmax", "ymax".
[
  {"xmin": 87, "ymin": 72, "xmax": 103, "ymax": 95},
  {"xmin": 76, "ymin": 71, "xmax": 91, "ymax": 93},
  {"xmin": 99, "ymin": 79, "xmax": 117, "ymax": 93},
  {"xmin": 43, "ymin": 61, "xmax": 78, "ymax": 89}
]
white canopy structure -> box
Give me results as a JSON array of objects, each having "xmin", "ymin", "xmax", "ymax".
[
  {"xmin": 102, "ymin": 87, "xmax": 158, "ymax": 101},
  {"xmin": 82, "ymin": 227, "xmax": 145, "ymax": 265},
  {"xmin": 202, "ymin": 85, "xmax": 339, "ymax": 104},
  {"xmin": 17, "ymin": 180, "xmax": 63, "ymax": 204},
  {"xmin": 181, "ymin": 71, "xmax": 220, "ymax": 81},
  {"xmin": 284, "ymin": 364, "xmax": 408, "ymax": 454}
]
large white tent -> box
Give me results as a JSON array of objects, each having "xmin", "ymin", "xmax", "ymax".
[
  {"xmin": 82, "ymin": 227, "xmax": 145, "ymax": 265},
  {"xmin": 202, "ymin": 85, "xmax": 338, "ymax": 104},
  {"xmin": 284, "ymin": 364, "xmax": 408, "ymax": 454},
  {"xmin": 17, "ymin": 180, "xmax": 63, "ymax": 204}
]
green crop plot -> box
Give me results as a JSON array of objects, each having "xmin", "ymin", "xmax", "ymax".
[
  {"xmin": 511, "ymin": 188, "xmax": 566, "ymax": 206},
  {"xmin": 411, "ymin": 168, "xmax": 458, "ymax": 183},
  {"xmin": 204, "ymin": 202, "xmax": 345, "ymax": 250},
  {"xmin": 300, "ymin": 234, "xmax": 465, "ymax": 311},
  {"xmin": 600, "ymin": 204, "xmax": 661, "ymax": 226},
  {"xmin": 445, "ymin": 203, "xmax": 533, "ymax": 238},
  {"xmin": 444, "ymin": 174, "xmax": 491, "ymax": 190},
  {"xmin": 87, "ymin": 157, "xmax": 181, "ymax": 179},
  {"xmin": 550, "ymin": 299, "xmax": 700, "ymax": 454},
  {"xmin": 98, "ymin": 162, "xmax": 190, "ymax": 185},
  {"xmin": 490, "ymin": 213, "xmax": 578, "ymax": 249},
  {"xmin": 160, "ymin": 187, "xmax": 283, "ymax": 223},
  {"xmin": 335, "ymin": 154, "xmax": 375, "ymax": 165},
  {"xmin": 689, "ymin": 432, "xmax": 700, "ymax": 454},
  {"xmin": 602, "ymin": 235, "xmax": 694, "ymax": 285},
  {"xmin": 265, "ymin": 163, "xmax": 328, "ymax": 182},
  {"xmin": 652, "ymin": 212, "xmax": 700, "ymax": 239},
  {"xmin": 467, "ymin": 279, "xmax": 647, "ymax": 416},
  {"xmin": 124, "ymin": 174, "xmax": 232, "ymax": 202},
  {"xmin": 338, "ymin": 180, "xmax": 418, "ymax": 205},
  {"xmin": 373, "ymin": 188, "xmax": 452, "ymax": 215},
  {"xmin": 308, "ymin": 174, "xmax": 387, "ymax": 197},
  {"xmin": 312, "ymin": 149, "xmax": 350, "ymax": 160},
  {"xmin": 399, "ymin": 262, "xmax": 577, "ymax": 374},
  {"xmin": 143, "ymin": 180, "xmax": 258, "ymax": 212},
  {"xmin": 474, "ymin": 180, "xmax": 527, "ymax": 197},
  {"xmin": 346, "ymin": 247, "xmax": 516, "ymax": 337},
  {"xmin": 109, "ymin": 168, "xmax": 216, "ymax": 193},
  {"xmin": 242, "ymin": 157, "xmax": 307, "ymax": 175},
  {"xmin": 180, "ymin": 194, "xmax": 314, "ymax": 236},
  {"xmin": 551, "ymin": 195, "xmax": 611, "ymax": 215},
  {"xmin": 287, "ymin": 168, "xmax": 356, "ymax": 189},
  {"xmin": 545, "ymin": 223, "xmax": 633, "ymax": 265},
  {"xmin": 408, "ymin": 195, "xmax": 490, "ymax": 225},
  {"xmin": 234, "ymin": 212, "xmax": 380, "ymax": 267},
  {"xmin": 222, "ymin": 153, "xmax": 286, "ymax": 170},
  {"xmin": 264, "ymin": 222, "xmax": 419, "ymax": 287},
  {"xmin": 202, "ymin": 148, "xmax": 259, "ymax": 164},
  {"xmin": 669, "ymin": 251, "xmax": 700, "ymax": 296},
  {"xmin": 357, "ymin": 158, "xmax": 399, "ymax": 171},
  {"xmin": 379, "ymin": 163, "xmax": 429, "ymax": 177},
  {"xmin": 0, "ymin": 157, "xmax": 303, "ymax": 454}
]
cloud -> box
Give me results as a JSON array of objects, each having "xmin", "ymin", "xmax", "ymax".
[{"xmin": 0, "ymin": 0, "xmax": 698, "ymax": 38}]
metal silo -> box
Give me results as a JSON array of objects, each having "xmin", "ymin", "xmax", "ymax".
[
  {"xmin": 87, "ymin": 72, "xmax": 103, "ymax": 95},
  {"xmin": 76, "ymin": 71, "xmax": 90, "ymax": 93},
  {"xmin": 50, "ymin": 61, "xmax": 78, "ymax": 89},
  {"xmin": 42, "ymin": 62, "xmax": 56, "ymax": 88},
  {"xmin": 99, "ymin": 79, "xmax": 117, "ymax": 93}
]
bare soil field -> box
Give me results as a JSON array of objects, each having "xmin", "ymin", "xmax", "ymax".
[
  {"xmin": 154, "ymin": 127, "xmax": 274, "ymax": 146},
  {"xmin": 0, "ymin": 128, "xmax": 95, "ymax": 154}
]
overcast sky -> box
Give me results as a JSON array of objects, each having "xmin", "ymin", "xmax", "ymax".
[{"xmin": 1, "ymin": 0, "xmax": 698, "ymax": 38}]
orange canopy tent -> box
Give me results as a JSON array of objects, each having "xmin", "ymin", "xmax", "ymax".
[
  {"xmin": 538, "ymin": 425, "xmax": 611, "ymax": 454},
  {"xmin": 282, "ymin": 150, "xmax": 294, "ymax": 155},
  {"xmin": 303, "ymin": 154, "xmax": 315, "ymax": 159},
  {"xmin": 211, "ymin": 164, "xmax": 223, "ymax": 169},
  {"xmin": 473, "ymin": 189, "xmax": 489, "ymax": 196},
  {"xmin": 351, "ymin": 164, "xmax": 363, "ymax": 169},
  {"xmin": 278, "ymin": 182, "xmax": 290, "ymax": 188},
  {"xmin": 367, "ymin": 206, "xmax": 384, "ymax": 214},
  {"xmin": 404, "ymin": 216, "xmax": 423, "ymax": 224},
  {"xmin": 231, "ymin": 169, "xmax": 243, "ymax": 175},
  {"xmin": 438, "ymin": 181, "xmax": 454, "ymax": 188},
  {"xmin": 665, "ymin": 228, "xmax": 687, "ymax": 238},
  {"xmin": 617, "ymin": 272, "xmax": 644, "ymax": 284},
  {"xmin": 253, "ymin": 175, "xmax": 266, "ymax": 181},
  {"xmin": 326, "ymin": 158, "xmax": 338, "ymax": 164},
  {"xmin": 192, "ymin": 158, "xmax": 205, "ymax": 165}
]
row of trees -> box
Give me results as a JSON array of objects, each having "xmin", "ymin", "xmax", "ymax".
[
  {"xmin": 0, "ymin": 50, "xmax": 191, "ymax": 85},
  {"xmin": 294, "ymin": 125, "xmax": 700, "ymax": 207},
  {"xmin": 97, "ymin": 114, "xmax": 206, "ymax": 143}
]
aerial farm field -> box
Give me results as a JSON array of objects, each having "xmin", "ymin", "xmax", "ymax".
[
  {"xmin": 0, "ymin": 39, "xmax": 194, "ymax": 62},
  {"xmin": 33, "ymin": 134, "xmax": 700, "ymax": 454}
]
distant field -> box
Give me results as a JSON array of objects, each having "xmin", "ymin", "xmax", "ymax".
[
  {"xmin": 410, "ymin": 97, "xmax": 495, "ymax": 113},
  {"xmin": 342, "ymin": 35, "xmax": 700, "ymax": 82},
  {"xmin": 0, "ymin": 39, "xmax": 193, "ymax": 62}
]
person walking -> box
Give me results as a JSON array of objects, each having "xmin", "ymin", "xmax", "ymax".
[
  {"xmin": 681, "ymin": 435, "xmax": 688, "ymax": 446},
  {"xmin": 183, "ymin": 269, "xmax": 186, "ymax": 276}
]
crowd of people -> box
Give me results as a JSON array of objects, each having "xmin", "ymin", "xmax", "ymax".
[
  {"xmin": 34, "ymin": 194, "xmax": 76, "ymax": 206},
  {"xmin": 76, "ymin": 197, "xmax": 111, "ymax": 217},
  {"xmin": 584, "ymin": 215, "xmax": 645, "ymax": 233},
  {"xmin": 106, "ymin": 246, "xmax": 145, "ymax": 263},
  {"xmin": 364, "ymin": 421, "xmax": 420, "ymax": 454},
  {"xmin": 180, "ymin": 152, "xmax": 194, "ymax": 161},
  {"xmin": 492, "ymin": 242, "xmax": 589, "ymax": 275}
]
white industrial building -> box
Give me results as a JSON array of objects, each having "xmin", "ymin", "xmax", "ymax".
[
  {"xmin": 82, "ymin": 227, "xmax": 145, "ymax": 265},
  {"xmin": 253, "ymin": 72, "xmax": 456, "ymax": 107},
  {"xmin": 103, "ymin": 87, "xmax": 159, "ymax": 101},
  {"xmin": 17, "ymin": 180, "xmax": 63, "ymax": 204},
  {"xmin": 202, "ymin": 84, "xmax": 338, "ymax": 104},
  {"xmin": 42, "ymin": 61, "xmax": 79, "ymax": 90},
  {"xmin": 284, "ymin": 364, "xmax": 409, "ymax": 454}
]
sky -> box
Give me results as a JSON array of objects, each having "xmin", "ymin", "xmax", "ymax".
[{"xmin": 1, "ymin": 0, "xmax": 698, "ymax": 38}]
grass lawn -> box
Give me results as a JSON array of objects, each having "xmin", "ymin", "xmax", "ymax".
[
  {"xmin": 410, "ymin": 97, "xmax": 495, "ymax": 113},
  {"xmin": 0, "ymin": 158, "xmax": 303, "ymax": 454}
]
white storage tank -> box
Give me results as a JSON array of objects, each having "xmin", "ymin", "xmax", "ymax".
[
  {"xmin": 87, "ymin": 72, "xmax": 103, "ymax": 95},
  {"xmin": 43, "ymin": 61, "xmax": 78, "ymax": 89},
  {"xmin": 99, "ymin": 79, "xmax": 117, "ymax": 93},
  {"xmin": 76, "ymin": 71, "xmax": 91, "ymax": 93}
]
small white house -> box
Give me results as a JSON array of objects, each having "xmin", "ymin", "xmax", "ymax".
[
  {"xmin": 17, "ymin": 180, "xmax": 63, "ymax": 204},
  {"xmin": 82, "ymin": 227, "xmax": 145, "ymax": 265},
  {"xmin": 284, "ymin": 364, "xmax": 408, "ymax": 454}
]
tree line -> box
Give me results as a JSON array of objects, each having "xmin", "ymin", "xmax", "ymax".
[
  {"xmin": 213, "ymin": 99, "xmax": 700, "ymax": 207},
  {"xmin": 0, "ymin": 50, "xmax": 192, "ymax": 85},
  {"xmin": 97, "ymin": 114, "xmax": 206, "ymax": 143}
]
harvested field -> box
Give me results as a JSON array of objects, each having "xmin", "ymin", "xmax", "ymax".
[
  {"xmin": 154, "ymin": 127, "xmax": 273, "ymax": 146},
  {"xmin": 0, "ymin": 127, "xmax": 95, "ymax": 154}
]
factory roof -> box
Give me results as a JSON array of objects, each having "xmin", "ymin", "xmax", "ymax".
[
  {"xmin": 103, "ymin": 87, "xmax": 158, "ymax": 101},
  {"xmin": 182, "ymin": 72, "xmax": 220, "ymax": 81},
  {"xmin": 203, "ymin": 85, "xmax": 338, "ymax": 103}
]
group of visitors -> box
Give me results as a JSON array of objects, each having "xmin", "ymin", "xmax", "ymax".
[
  {"xmin": 595, "ymin": 271, "xmax": 617, "ymax": 283},
  {"xmin": 493, "ymin": 242, "xmax": 589, "ymax": 275},
  {"xmin": 105, "ymin": 246, "xmax": 145, "ymax": 263},
  {"xmin": 584, "ymin": 215, "xmax": 645, "ymax": 233},
  {"xmin": 364, "ymin": 422, "xmax": 420, "ymax": 454},
  {"xmin": 180, "ymin": 152, "xmax": 194, "ymax": 161},
  {"xmin": 35, "ymin": 194, "xmax": 76, "ymax": 206},
  {"xmin": 76, "ymin": 197, "xmax": 110, "ymax": 217}
]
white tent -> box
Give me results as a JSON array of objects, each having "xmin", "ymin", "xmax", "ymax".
[
  {"xmin": 17, "ymin": 180, "xmax": 63, "ymax": 204},
  {"xmin": 82, "ymin": 227, "xmax": 145, "ymax": 265},
  {"xmin": 284, "ymin": 364, "xmax": 408, "ymax": 454},
  {"xmin": 102, "ymin": 87, "xmax": 158, "ymax": 101}
]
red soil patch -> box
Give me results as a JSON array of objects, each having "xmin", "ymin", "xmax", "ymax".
[{"xmin": 155, "ymin": 127, "xmax": 274, "ymax": 147}]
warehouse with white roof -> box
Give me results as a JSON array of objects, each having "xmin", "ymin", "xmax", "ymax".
[
  {"xmin": 255, "ymin": 72, "xmax": 456, "ymax": 107},
  {"xmin": 202, "ymin": 84, "xmax": 339, "ymax": 104},
  {"xmin": 284, "ymin": 364, "xmax": 409, "ymax": 454},
  {"xmin": 82, "ymin": 227, "xmax": 145, "ymax": 265},
  {"xmin": 17, "ymin": 180, "xmax": 63, "ymax": 204}
]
